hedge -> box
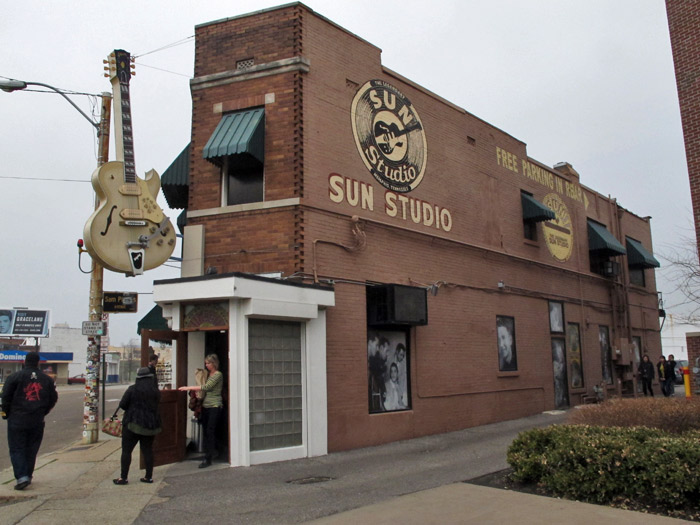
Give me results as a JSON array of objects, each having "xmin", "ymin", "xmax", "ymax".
[{"xmin": 507, "ymin": 425, "xmax": 700, "ymax": 509}]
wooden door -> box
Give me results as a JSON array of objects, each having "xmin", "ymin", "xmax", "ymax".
[{"xmin": 140, "ymin": 329, "xmax": 188, "ymax": 467}]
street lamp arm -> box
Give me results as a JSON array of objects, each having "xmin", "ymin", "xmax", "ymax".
[{"xmin": 0, "ymin": 79, "xmax": 99, "ymax": 129}]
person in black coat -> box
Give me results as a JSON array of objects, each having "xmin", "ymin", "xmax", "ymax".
[
  {"xmin": 1, "ymin": 352, "xmax": 58, "ymax": 490},
  {"xmin": 113, "ymin": 367, "xmax": 161, "ymax": 485},
  {"xmin": 638, "ymin": 354, "xmax": 655, "ymax": 396}
]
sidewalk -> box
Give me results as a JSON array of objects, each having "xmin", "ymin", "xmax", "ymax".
[
  {"xmin": 0, "ymin": 414, "xmax": 692, "ymax": 524},
  {"xmin": 0, "ymin": 435, "xmax": 171, "ymax": 525}
]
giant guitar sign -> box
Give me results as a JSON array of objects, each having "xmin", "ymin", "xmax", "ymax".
[{"xmin": 83, "ymin": 50, "xmax": 175, "ymax": 275}]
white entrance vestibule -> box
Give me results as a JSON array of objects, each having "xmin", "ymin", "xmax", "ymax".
[{"xmin": 153, "ymin": 272, "xmax": 334, "ymax": 467}]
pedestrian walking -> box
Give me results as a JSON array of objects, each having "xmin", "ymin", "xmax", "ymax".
[
  {"xmin": 113, "ymin": 367, "xmax": 162, "ymax": 485},
  {"xmin": 666, "ymin": 354, "xmax": 677, "ymax": 397},
  {"xmin": 1, "ymin": 352, "xmax": 58, "ymax": 490},
  {"xmin": 657, "ymin": 356, "xmax": 670, "ymax": 397},
  {"xmin": 638, "ymin": 354, "xmax": 655, "ymax": 396}
]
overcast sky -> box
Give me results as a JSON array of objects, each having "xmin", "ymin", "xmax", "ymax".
[{"xmin": 0, "ymin": 1, "xmax": 691, "ymax": 351}]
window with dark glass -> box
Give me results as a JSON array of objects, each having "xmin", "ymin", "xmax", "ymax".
[{"xmin": 226, "ymin": 157, "xmax": 264, "ymax": 206}]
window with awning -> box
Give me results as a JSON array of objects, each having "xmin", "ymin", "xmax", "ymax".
[
  {"xmin": 521, "ymin": 191, "xmax": 555, "ymax": 241},
  {"xmin": 203, "ymin": 108, "xmax": 265, "ymax": 166},
  {"xmin": 625, "ymin": 237, "xmax": 660, "ymax": 269},
  {"xmin": 587, "ymin": 220, "xmax": 626, "ymax": 277},
  {"xmin": 203, "ymin": 108, "xmax": 266, "ymax": 206},
  {"xmin": 137, "ymin": 305, "xmax": 169, "ymax": 335},
  {"xmin": 587, "ymin": 220, "xmax": 626, "ymax": 256},
  {"xmin": 626, "ymin": 237, "xmax": 659, "ymax": 287},
  {"xmin": 521, "ymin": 192, "xmax": 556, "ymax": 223},
  {"xmin": 161, "ymin": 143, "xmax": 190, "ymax": 211}
]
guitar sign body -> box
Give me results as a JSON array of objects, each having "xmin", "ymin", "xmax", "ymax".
[
  {"xmin": 84, "ymin": 162, "xmax": 175, "ymax": 274},
  {"xmin": 83, "ymin": 49, "xmax": 175, "ymax": 275}
]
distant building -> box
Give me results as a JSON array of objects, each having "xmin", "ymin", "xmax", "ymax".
[{"xmin": 40, "ymin": 323, "xmax": 85, "ymax": 377}]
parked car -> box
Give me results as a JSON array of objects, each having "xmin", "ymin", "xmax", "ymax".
[
  {"xmin": 67, "ymin": 374, "xmax": 86, "ymax": 385},
  {"xmin": 675, "ymin": 360, "xmax": 689, "ymax": 385}
]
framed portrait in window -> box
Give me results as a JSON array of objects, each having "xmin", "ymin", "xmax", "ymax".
[
  {"xmin": 566, "ymin": 323, "xmax": 584, "ymax": 389},
  {"xmin": 548, "ymin": 301, "xmax": 564, "ymax": 333},
  {"xmin": 551, "ymin": 338, "xmax": 569, "ymax": 408},
  {"xmin": 496, "ymin": 316, "xmax": 517, "ymax": 372},
  {"xmin": 599, "ymin": 325, "xmax": 613, "ymax": 385},
  {"xmin": 367, "ymin": 329, "xmax": 410, "ymax": 413}
]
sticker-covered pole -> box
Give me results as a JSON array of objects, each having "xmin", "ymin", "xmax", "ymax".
[{"xmin": 82, "ymin": 92, "xmax": 111, "ymax": 444}]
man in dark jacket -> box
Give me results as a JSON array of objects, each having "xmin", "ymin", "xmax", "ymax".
[
  {"xmin": 1, "ymin": 352, "xmax": 58, "ymax": 490},
  {"xmin": 666, "ymin": 354, "xmax": 677, "ymax": 397},
  {"xmin": 638, "ymin": 354, "xmax": 655, "ymax": 396}
]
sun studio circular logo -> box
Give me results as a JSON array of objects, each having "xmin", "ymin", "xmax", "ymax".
[
  {"xmin": 351, "ymin": 80, "xmax": 427, "ymax": 193},
  {"xmin": 542, "ymin": 193, "xmax": 573, "ymax": 262}
]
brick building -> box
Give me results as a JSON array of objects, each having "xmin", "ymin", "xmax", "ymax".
[
  {"xmin": 666, "ymin": 1, "xmax": 700, "ymax": 391},
  {"xmin": 151, "ymin": 3, "xmax": 663, "ymax": 467}
]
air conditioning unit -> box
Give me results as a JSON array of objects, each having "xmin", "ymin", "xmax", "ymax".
[
  {"xmin": 367, "ymin": 284, "xmax": 428, "ymax": 326},
  {"xmin": 602, "ymin": 261, "xmax": 620, "ymax": 278}
]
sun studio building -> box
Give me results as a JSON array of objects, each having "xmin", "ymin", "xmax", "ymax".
[{"xmin": 144, "ymin": 3, "xmax": 663, "ymax": 468}]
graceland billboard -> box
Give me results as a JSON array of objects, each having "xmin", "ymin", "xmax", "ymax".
[{"xmin": 0, "ymin": 308, "xmax": 50, "ymax": 337}]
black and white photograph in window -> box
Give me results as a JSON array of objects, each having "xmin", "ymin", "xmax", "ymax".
[
  {"xmin": 566, "ymin": 323, "xmax": 584, "ymax": 389},
  {"xmin": 496, "ymin": 315, "xmax": 517, "ymax": 372},
  {"xmin": 551, "ymin": 337, "xmax": 569, "ymax": 408},
  {"xmin": 599, "ymin": 325, "xmax": 613, "ymax": 385},
  {"xmin": 548, "ymin": 301, "xmax": 564, "ymax": 333},
  {"xmin": 367, "ymin": 330, "xmax": 409, "ymax": 413}
]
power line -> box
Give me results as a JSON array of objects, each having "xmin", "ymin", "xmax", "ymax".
[
  {"xmin": 134, "ymin": 36, "xmax": 194, "ymax": 58},
  {"xmin": 135, "ymin": 61, "xmax": 191, "ymax": 78}
]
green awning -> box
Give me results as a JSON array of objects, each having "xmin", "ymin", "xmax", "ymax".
[
  {"xmin": 626, "ymin": 237, "xmax": 660, "ymax": 268},
  {"xmin": 161, "ymin": 143, "xmax": 190, "ymax": 209},
  {"xmin": 203, "ymin": 108, "xmax": 265, "ymax": 166},
  {"xmin": 137, "ymin": 305, "xmax": 169, "ymax": 335},
  {"xmin": 587, "ymin": 220, "xmax": 626, "ymax": 256},
  {"xmin": 521, "ymin": 192, "xmax": 556, "ymax": 222}
]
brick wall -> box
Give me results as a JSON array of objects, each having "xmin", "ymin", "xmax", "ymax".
[
  {"xmin": 667, "ymin": 1, "xmax": 700, "ymax": 253},
  {"xmin": 188, "ymin": 4, "xmax": 663, "ymax": 451}
]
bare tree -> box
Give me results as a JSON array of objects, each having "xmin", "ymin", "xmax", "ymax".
[{"xmin": 658, "ymin": 231, "xmax": 700, "ymax": 323}]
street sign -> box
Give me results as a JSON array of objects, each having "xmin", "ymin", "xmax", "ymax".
[
  {"xmin": 103, "ymin": 291, "xmax": 138, "ymax": 313},
  {"xmin": 82, "ymin": 321, "xmax": 104, "ymax": 336}
]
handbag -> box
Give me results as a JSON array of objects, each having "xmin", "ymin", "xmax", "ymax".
[{"xmin": 102, "ymin": 408, "xmax": 122, "ymax": 437}]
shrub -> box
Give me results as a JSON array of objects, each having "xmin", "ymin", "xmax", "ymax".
[
  {"xmin": 567, "ymin": 397, "xmax": 700, "ymax": 434},
  {"xmin": 507, "ymin": 425, "xmax": 700, "ymax": 509}
]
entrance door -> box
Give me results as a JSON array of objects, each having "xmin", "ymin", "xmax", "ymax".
[
  {"xmin": 204, "ymin": 330, "xmax": 229, "ymax": 462},
  {"xmin": 140, "ymin": 329, "xmax": 188, "ymax": 467}
]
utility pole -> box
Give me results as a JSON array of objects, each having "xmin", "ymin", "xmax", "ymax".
[{"xmin": 82, "ymin": 92, "xmax": 111, "ymax": 444}]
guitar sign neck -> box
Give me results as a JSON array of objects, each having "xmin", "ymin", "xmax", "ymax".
[{"xmin": 112, "ymin": 49, "xmax": 137, "ymax": 184}]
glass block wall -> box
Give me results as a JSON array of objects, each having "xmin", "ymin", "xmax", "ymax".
[{"xmin": 249, "ymin": 319, "xmax": 303, "ymax": 451}]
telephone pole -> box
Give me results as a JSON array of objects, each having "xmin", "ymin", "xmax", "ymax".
[{"xmin": 82, "ymin": 92, "xmax": 111, "ymax": 444}]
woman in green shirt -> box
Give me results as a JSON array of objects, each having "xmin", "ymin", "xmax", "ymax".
[{"xmin": 179, "ymin": 354, "xmax": 224, "ymax": 468}]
